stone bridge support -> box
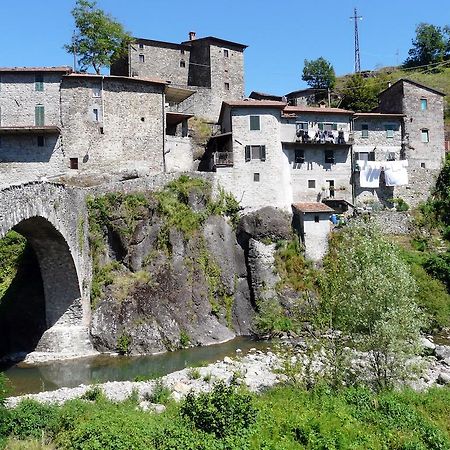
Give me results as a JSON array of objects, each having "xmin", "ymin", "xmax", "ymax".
[{"xmin": 0, "ymin": 182, "xmax": 95, "ymax": 360}]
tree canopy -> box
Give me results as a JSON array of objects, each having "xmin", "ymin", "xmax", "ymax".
[
  {"xmin": 65, "ymin": 0, "xmax": 132, "ymax": 74},
  {"xmin": 301, "ymin": 57, "xmax": 336, "ymax": 90},
  {"xmin": 404, "ymin": 23, "xmax": 450, "ymax": 69}
]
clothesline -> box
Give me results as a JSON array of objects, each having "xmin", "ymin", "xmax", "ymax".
[{"xmin": 358, "ymin": 160, "xmax": 409, "ymax": 188}]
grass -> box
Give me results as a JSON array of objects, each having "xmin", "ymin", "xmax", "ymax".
[{"xmin": 3, "ymin": 384, "xmax": 450, "ymax": 449}]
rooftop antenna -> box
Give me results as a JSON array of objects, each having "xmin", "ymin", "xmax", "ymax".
[
  {"xmin": 72, "ymin": 31, "xmax": 78, "ymax": 72},
  {"xmin": 350, "ymin": 7, "xmax": 362, "ymax": 73}
]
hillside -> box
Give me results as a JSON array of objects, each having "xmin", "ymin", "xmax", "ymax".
[{"xmin": 335, "ymin": 66, "xmax": 450, "ymax": 125}]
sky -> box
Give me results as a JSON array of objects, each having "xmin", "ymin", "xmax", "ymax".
[{"xmin": 0, "ymin": 0, "xmax": 449, "ymax": 96}]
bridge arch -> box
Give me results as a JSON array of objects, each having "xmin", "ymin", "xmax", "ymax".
[{"xmin": 0, "ymin": 182, "xmax": 94, "ymax": 360}]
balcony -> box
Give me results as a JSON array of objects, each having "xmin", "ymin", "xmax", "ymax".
[
  {"xmin": 0, "ymin": 125, "xmax": 61, "ymax": 135},
  {"xmin": 292, "ymin": 129, "xmax": 354, "ymax": 146},
  {"xmin": 214, "ymin": 151, "xmax": 233, "ymax": 167}
]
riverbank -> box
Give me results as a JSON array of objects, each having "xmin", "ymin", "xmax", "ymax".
[{"xmin": 6, "ymin": 337, "xmax": 450, "ymax": 408}]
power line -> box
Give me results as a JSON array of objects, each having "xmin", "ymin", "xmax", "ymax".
[{"xmin": 350, "ymin": 7, "xmax": 363, "ymax": 73}]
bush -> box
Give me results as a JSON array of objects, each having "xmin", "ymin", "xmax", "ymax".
[
  {"xmin": 253, "ymin": 298, "xmax": 292, "ymax": 335},
  {"xmin": 180, "ymin": 381, "xmax": 257, "ymax": 438},
  {"xmin": 8, "ymin": 400, "xmax": 58, "ymax": 440},
  {"xmin": 80, "ymin": 386, "xmax": 103, "ymax": 402},
  {"xmin": 144, "ymin": 380, "xmax": 171, "ymax": 405},
  {"xmin": 116, "ymin": 332, "xmax": 131, "ymax": 355}
]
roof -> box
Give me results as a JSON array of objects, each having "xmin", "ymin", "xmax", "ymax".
[
  {"xmin": 63, "ymin": 73, "xmax": 168, "ymax": 86},
  {"xmin": 222, "ymin": 100, "xmax": 287, "ymax": 108},
  {"xmin": 0, "ymin": 126, "xmax": 61, "ymax": 135},
  {"xmin": 134, "ymin": 37, "xmax": 191, "ymax": 51},
  {"xmin": 379, "ymin": 78, "xmax": 446, "ymax": 97},
  {"xmin": 166, "ymin": 112, "xmax": 194, "ymax": 126},
  {"xmin": 182, "ymin": 36, "xmax": 247, "ymax": 50},
  {"xmin": 249, "ymin": 91, "xmax": 284, "ymax": 101},
  {"xmin": 283, "ymin": 105, "xmax": 353, "ymax": 115},
  {"xmin": 285, "ymin": 88, "xmax": 320, "ymax": 97},
  {"xmin": 354, "ymin": 112, "xmax": 405, "ymax": 118},
  {"xmin": 292, "ymin": 202, "xmax": 335, "ymax": 213},
  {"xmin": 0, "ymin": 66, "xmax": 72, "ymax": 73},
  {"xmin": 166, "ymin": 85, "xmax": 195, "ymax": 103}
]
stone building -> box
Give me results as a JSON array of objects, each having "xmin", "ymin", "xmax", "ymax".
[
  {"xmin": 0, "ymin": 69, "xmax": 194, "ymax": 186},
  {"xmin": 111, "ymin": 32, "xmax": 247, "ymax": 123},
  {"xmin": 0, "ymin": 66, "xmax": 72, "ymax": 185},
  {"xmin": 205, "ymin": 100, "xmax": 354, "ymax": 211}
]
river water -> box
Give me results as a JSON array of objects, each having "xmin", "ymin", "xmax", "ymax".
[{"xmin": 2, "ymin": 337, "xmax": 271, "ymax": 396}]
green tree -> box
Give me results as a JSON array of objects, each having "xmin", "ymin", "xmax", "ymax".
[
  {"xmin": 302, "ymin": 57, "xmax": 336, "ymax": 90},
  {"xmin": 404, "ymin": 23, "xmax": 447, "ymax": 68},
  {"xmin": 319, "ymin": 222, "xmax": 425, "ymax": 390},
  {"xmin": 340, "ymin": 74, "xmax": 380, "ymax": 112},
  {"xmin": 65, "ymin": 0, "xmax": 132, "ymax": 74}
]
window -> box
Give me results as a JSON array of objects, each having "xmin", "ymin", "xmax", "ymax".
[
  {"xmin": 314, "ymin": 215, "xmax": 320, "ymax": 223},
  {"xmin": 296, "ymin": 122, "xmax": 308, "ymax": 131},
  {"xmin": 421, "ymin": 98, "xmax": 428, "ymax": 111},
  {"xmin": 224, "ymin": 82, "xmax": 230, "ymax": 90},
  {"xmin": 325, "ymin": 149, "xmax": 334, "ymax": 164},
  {"xmin": 138, "ymin": 43, "xmax": 144, "ymax": 49},
  {"xmin": 35, "ymin": 73, "xmax": 44, "ymax": 91},
  {"xmin": 250, "ymin": 115, "xmax": 260, "ymax": 130},
  {"xmin": 421, "ymin": 129, "xmax": 429, "ymax": 143},
  {"xmin": 319, "ymin": 123, "xmax": 338, "ymax": 131},
  {"xmin": 327, "ymin": 180, "xmax": 335, "ymax": 198},
  {"xmin": 308, "ymin": 180, "xmax": 316, "ymax": 189},
  {"xmin": 361, "ymin": 123, "xmax": 369, "ymax": 138},
  {"xmin": 37, "ymin": 136, "xmax": 44, "ymax": 147},
  {"xmin": 181, "ymin": 49, "xmax": 185, "ymax": 55},
  {"xmin": 180, "ymin": 60, "xmax": 186, "ymax": 68},
  {"xmin": 93, "ymin": 108, "xmax": 99, "ymax": 122},
  {"xmin": 421, "ymin": 162, "xmax": 426, "ymax": 168},
  {"xmin": 139, "ymin": 54, "xmax": 145, "ymax": 63},
  {"xmin": 224, "ymin": 49, "xmax": 229, "ymax": 57},
  {"xmin": 295, "ymin": 149, "xmax": 305, "ymax": 164},
  {"xmin": 356, "ymin": 152, "xmax": 375, "ymax": 162},
  {"xmin": 385, "ymin": 124, "xmax": 395, "ymax": 138},
  {"xmin": 69, "ymin": 158, "xmax": 79, "ymax": 169},
  {"xmin": 35, "ymin": 105, "xmax": 45, "ymax": 126},
  {"xmin": 245, "ymin": 145, "xmax": 266, "ymax": 161},
  {"xmin": 253, "ymin": 173, "xmax": 260, "ymax": 182},
  {"xmin": 92, "ymin": 88, "xmax": 101, "ymax": 98}
]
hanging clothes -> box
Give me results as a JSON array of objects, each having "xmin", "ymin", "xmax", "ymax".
[
  {"xmin": 359, "ymin": 161, "xmax": 382, "ymax": 188},
  {"xmin": 384, "ymin": 160, "xmax": 409, "ymax": 186}
]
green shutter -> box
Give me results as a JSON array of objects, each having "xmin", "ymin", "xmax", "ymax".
[
  {"xmin": 35, "ymin": 105, "xmax": 45, "ymax": 126},
  {"xmin": 245, "ymin": 145, "xmax": 251, "ymax": 162},
  {"xmin": 332, "ymin": 123, "xmax": 338, "ymax": 130},
  {"xmin": 35, "ymin": 74, "xmax": 44, "ymax": 91},
  {"xmin": 318, "ymin": 123, "xmax": 324, "ymax": 130},
  {"xmin": 260, "ymin": 145, "xmax": 266, "ymax": 161}
]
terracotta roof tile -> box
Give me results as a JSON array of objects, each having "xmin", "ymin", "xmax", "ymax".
[
  {"xmin": 292, "ymin": 202, "xmax": 335, "ymax": 213},
  {"xmin": 283, "ymin": 105, "xmax": 353, "ymax": 115},
  {"xmin": 0, "ymin": 66, "xmax": 72, "ymax": 73}
]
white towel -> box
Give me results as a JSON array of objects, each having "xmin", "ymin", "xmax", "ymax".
[
  {"xmin": 384, "ymin": 161, "xmax": 409, "ymax": 186},
  {"xmin": 360, "ymin": 161, "xmax": 382, "ymax": 188}
]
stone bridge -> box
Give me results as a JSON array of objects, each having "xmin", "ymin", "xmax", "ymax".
[{"xmin": 0, "ymin": 181, "xmax": 94, "ymax": 360}]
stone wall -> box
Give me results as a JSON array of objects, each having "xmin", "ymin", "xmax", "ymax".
[
  {"xmin": 369, "ymin": 210, "xmax": 412, "ymax": 235},
  {"xmin": 61, "ymin": 76, "xmax": 165, "ymax": 175},
  {"xmin": 165, "ymin": 135, "xmax": 193, "ymax": 172}
]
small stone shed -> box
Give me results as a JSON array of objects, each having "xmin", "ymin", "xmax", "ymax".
[{"xmin": 292, "ymin": 202, "xmax": 335, "ymax": 261}]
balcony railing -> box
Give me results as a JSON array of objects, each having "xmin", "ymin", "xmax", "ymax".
[
  {"xmin": 294, "ymin": 129, "xmax": 354, "ymax": 145},
  {"xmin": 214, "ymin": 151, "xmax": 233, "ymax": 167}
]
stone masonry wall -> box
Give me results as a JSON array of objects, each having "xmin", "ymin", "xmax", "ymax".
[{"xmin": 61, "ymin": 77, "xmax": 165, "ymax": 175}]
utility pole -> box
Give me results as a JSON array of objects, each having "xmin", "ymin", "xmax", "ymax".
[
  {"xmin": 350, "ymin": 7, "xmax": 363, "ymax": 73},
  {"xmin": 72, "ymin": 31, "xmax": 78, "ymax": 73}
]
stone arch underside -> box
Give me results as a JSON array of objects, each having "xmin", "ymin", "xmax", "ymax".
[{"xmin": 1, "ymin": 214, "xmax": 94, "ymax": 361}]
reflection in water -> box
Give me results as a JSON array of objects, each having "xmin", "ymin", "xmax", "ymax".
[{"xmin": 3, "ymin": 337, "xmax": 271, "ymax": 396}]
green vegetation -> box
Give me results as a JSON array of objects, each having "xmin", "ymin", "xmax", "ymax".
[
  {"xmin": 179, "ymin": 330, "xmax": 190, "ymax": 348},
  {"xmin": 0, "ymin": 231, "xmax": 26, "ymax": 302},
  {"xmin": 3, "ymin": 380, "xmax": 450, "ymax": 449},
  {"xmin": 116, "ymin": 332, "xmax": 132, "ymax": 355},
  {"xmin": 144, "ymin": 380, "xmax": 171, "ymax": 405},
  {"xmin": 302, "ymin": 57, "xmax": 336, "ymax": 90},
  {"xmin": 187, "ymin": 368, "xmax": 201, "ymax": 380},
  {"xmin": 390, "ymin": 197, "xmax": 410, "ymax": 211},
  {"xmin": 65, "ymin": 0, "xmax": 132, "ymax": 74}
]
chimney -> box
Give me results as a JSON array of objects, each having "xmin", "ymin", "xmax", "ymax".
[{"xmin": 189, "ymin": 31, "xmax": 196, "ymax": 41}]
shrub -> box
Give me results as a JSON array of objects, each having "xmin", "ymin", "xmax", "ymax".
[
  {"xmin": 253, "ymin": 298, "xmax": 292, "ymax": 335},
  {"xmin": 8, "ymin": 400, "xmax": 58, "ymax": 440},
  {"xmin": 144, "ymin": 380, "xmax": 171, "ymax": 405},
  {"xmin": 80, "ymin": 386, "xmax": 103, "ymax": 402},
  {"xmin": 187, "ymin": 368, "xmax": 201, "ymax": 380},
  {"xmin": 180, "ymin": 381, "xmax": 257, "ymax": 437},
  {"xmin": 391, "ymin": 197, "xmax": 410, "ymax": 211},
  {"xmin": 116, "ymin": 332, "xmax": 132, "ymax": 355}
]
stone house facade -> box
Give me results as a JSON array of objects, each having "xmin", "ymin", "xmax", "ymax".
[
  {"xmin": 111, "ymin": 33, "xmax": 247, "ymax": 123},
  {"xmin": 0, "ymin": 69, "xmax": 193, "ymax": 186}
]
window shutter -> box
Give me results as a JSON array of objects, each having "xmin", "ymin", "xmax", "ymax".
[
  {"xmin": 332, "ymin": 123, "xmax": 338, "ymax": 130},
  {"xmin": 35, "ymin": 105, "xmax": 44, "ymax": 126},
  {"xmin": 369, "ymin": 152, "xmax": 376, "ymax": 161},
  {"xmin": 245, "ymin": 145, "xmax": 251, "ymax": 162},
  {"xmin": 260, "ymin": 145, "xmax": 266, "ymax": 161},
  {"xmin": 318, "ymin": 123, "xmax": 324, "ymax": 130}
]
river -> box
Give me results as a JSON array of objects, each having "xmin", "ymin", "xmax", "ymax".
[{"xmin": 2, "ymin": 337, "xmax": 271, "ymax": 396}]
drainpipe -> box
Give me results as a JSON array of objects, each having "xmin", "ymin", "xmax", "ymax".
[
  {"xmin": 101, "ymin": 76, "xmax": 105, "ymax": 129},
  {"xmin": 350, "ymin": 116, "xmax": 356, "ymax": 206},
  {"xmin": 162, "ymin": 89, "xmax": 166, "ymax": 172}
]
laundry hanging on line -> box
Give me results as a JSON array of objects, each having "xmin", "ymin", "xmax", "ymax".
[
  {"xmin": 358, "ymin": 160, "xmax": 382, "ymax": 188},
  {"xmin": 384, "ymin": 160, "xmax": 409, "ymax": 186}
]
